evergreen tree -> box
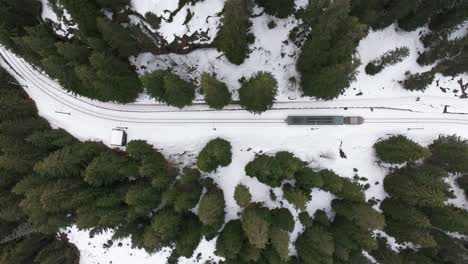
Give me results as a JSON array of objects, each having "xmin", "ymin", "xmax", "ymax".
[
  {"xmin": 384, "ymin": 217, "xmax": 436, "ymax": 248},
  {"xmin": 125, "ymin": 180, "xmax": 161, "ymax": 220},
  {"xmin": 197, "ymin": 138, "xmax": 233, "ymax": 172},
  {"xmin": 336, "ymin": 179, "xmax": 365, "ymax": 203},
  {"xmin": 283, "ymin": 184, "xmax": 310, "ymax": 211},
  {"xmin": 83, "ymin": 151, "xmax": 138, "ymax": 186},
  {"xmin": 384, "ymin": 165, "xmax": 451, "ymax": 207},
  {"xmin": 297, "ymin": 0, "xmax": 367, "ymax": 99},
  {"xmin": 295, "ymin": 167, "xmax": 324, "ymax": 190},
  {"xmin": 198, "ymin": 187, "xmax": 226, "ymax": 227},
  {"xmin": 139, "ymin": 152, "xmax": 173, "ymax": 190},
  {"xmin": 380, "ymin": 198, "xmax": 430, "ymax": 229},
  {"xmin": 26, "ymin": 129, "xmax": 76, "ymax": 153},
  {"xmin": 162, "ymin": 168, "xmax": 202, "ymax": 213},
  {"xmin": 151, "ymin": 207, "xmax": 183, "ymax": 244},
  {"xmin": 296, "ymin": 224, "xmax": 334, "ymax": 264},
  {"xmin": 215, "ymin": 0, "xmax": 251, "ymax": 65},
  {"xmin": 374, "ymin": 135, "xmax": 430, "ymax": 164},
  {"xmin": 320, "ymin": 169, "xmax": 344, "ymax": 194},
  {"xmin": 269, "ymin": 226, "xmax": 290, "ymax": 261},
  {"xmin": 332, "ymin": 199, "xmax": 385, "ymax": 230},
  {"xmin": 55, "ymin": 41, "xmax": 90, "ymax": 65},
  {"xmin": 270, "ymin": 207, "xmax": 295, "ymax": 232},
  {"xmin": 215, "ymin": 220, "xmax": 245, "ymax": 260},
  {"xmin": 239, "ymin": 72, "xmax": 278, "ymax": 114},
  {"xmin": 365, "ymin": 47, "xmax": 410, "ymax": 75},
  {"xmin": 174, "ymin": 213, "xmax": 203, "ymax": 258},
  {"xmin": 234, "ymin": 184, "xmax": 252, "ymax": 208},
  {"xmin": 402, "ymin": 71, "xmax": 435, "ymax": 91},
  {"xmin": 96, "ymin": 17, "xmax": 139, "ymax": 58},
  {"xmin": 457, "ymin": 174, "xmax": 468, "ymax": 199},
  {"xmin": 429, "ymin": 135, "xmax": 468, "ymax": 173},
  {"xmin": 200, "ymin": 72, "xmax": 231, "ymax": 110},
  {"xmin": 88, "ymin": 52, "xmax": 142, "ymax": 103},
  {"xmin": 60, "ymin": 0, "xmax": 101, "ymax": 37},
  {"xmin": 33, "ymin": 237, "xmax": 79, "ymax": 264},
  {"xmin": 425, "ymin": 205, "xmax": 468, "ymax": 234},
  {"xmin": 241, "ymin": 204, "xmax": 271, "ymax": 249},
  {"xmin": 126, "ymin": 140, "xmax": 156, "ymax": 161},
  {"xmin": 331, "ymin": 216, "xmax": 377, "ymax": 261},
  {"xmin": 257, "ymin": 0, "xmax": 295, "ymax": 18},
  {"xmin": 141, "ymin": 70, "xmax": 195, "ymax": 108},
  {"xmin": 245, "ymin": 152, "xmax": 302, "ymax": 187}
]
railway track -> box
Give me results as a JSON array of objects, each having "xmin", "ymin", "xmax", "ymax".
[{"xmin": 3, "ymin": 47, "xmax": 468, "ymax": 126}]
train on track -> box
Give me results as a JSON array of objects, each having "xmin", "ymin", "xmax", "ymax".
[{"xmin": 286, "ymin": 116, "xmax": 365, "ymax": 125}]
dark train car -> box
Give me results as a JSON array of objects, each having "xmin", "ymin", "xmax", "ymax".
[{"xmin": 286, "ymin": 116, "xmax": 364, "ymax": 125}]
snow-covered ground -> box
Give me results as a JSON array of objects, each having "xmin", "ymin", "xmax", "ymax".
[
  {"xmin": 8, "ymin": 1, "xmax": 468, "ymax": 263},
  {"xmin": 1, "ymin": 45, "xmax": 468, "ymax": 264}
]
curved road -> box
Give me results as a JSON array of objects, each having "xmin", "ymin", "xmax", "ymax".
[{"xmin": 1, "ymin": 46, "xmax": 468, "ymax": 125}]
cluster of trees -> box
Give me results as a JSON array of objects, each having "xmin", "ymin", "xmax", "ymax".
[
  {"xmin": 376, "ymin": 134, "xmax": 468, "ymax": 263},
  {"xmin": 295, "ymin": 0, "xmax": 467, "ymax": 98},
  {"xmin": 141, "ymin": 70, "xmax": 195, "ymax": 108},
  {"xmin": 365, "ymin": 47, "xmax": 410, "ymax": 75},
  {"xmin": 140, "ymin": 69, "xmax": 277, "ymax": 113},
  {"xmin": 2, "ymin": 56, "xmax": 468, "ymax": 262},
  {"xmin": 351, "ymin": 0, "xmax": 467, "ymax": 90},
  {"xmin": 0, "ymin": 68, "xmax": 80, "ymax": 263},
  {"xmin": 296, "ymin": 0, "xmax": 367, "ymax": 100},
  {"xmin": 0, "ymin": 0, "xmax": 153, "ymax": 103}
]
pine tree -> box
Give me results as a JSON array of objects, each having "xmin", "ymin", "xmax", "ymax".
[
  {"xmin": 380, "ymin": 198, "xmax": 430, "ymax": 229},
  {"xmin": 174, "ymin": 213, "xmax": 203, "ymax": 258},
  {"xmin": 270, "ymin": 207, "xmax": 295, "ymax": 232},
  {"xmin": 332, "ymin": 199, "xmax": 385, "ymax": 230},
  {"xmin": 295, "ymin": 167, "xmax": 324, "ymax": 190},
  {"xmin": 26, "ymin": 129, "xmax": 76, "ymax": 153},
  {"xmin": 241, "ymin": 204, "xmax": 271, "ymax": 249},
  {"xmin": 88, "ymin": 52, "xmax": 142, "ymax": 103},
  {"xmin": 429, "ymin": 135, "xmax": 468, "ymax": 174},
  {"xmin": 141, "ymin": 70, "xmax": 195, "ymax": 108},
  {"xmin": 151, "ymin": 207, "xmax": 183, "ymax": 244},
  {"xmin": 336, "ymin": 179, "xmax": 365, "ymax": 203},
  {"xmin": 245, "ymin": 152, "xmax": 302, "ymax": 187},
  {"xmin": 96, "ymin": 17, "xmax": 139, "ymax": 58},
  {"xmin": 257, "ymin": 0, "xmax": 295, "ymax": 18},
  {"xmin": 384, "ymin": 218, "xmax": 436, "ymax": 248},
  {"xmin": 297, "ymin": 0, "xmax": 367, "ymax": 99},
  {"xmin": 198, "ymin": 187, "xmax": 225, "ymax": 227},
  {"xmin": 162, "ymin": 168, "xmax": 202, "ymax": 213},
  {"xmin": 125, "ymin": 180, "xmax": 161, "ymax": 220},
  {"xmin": 384, "ymin": 165, "xmax": 451, "ymax": 208},
  {"xmin": 374, "ymin": 135, "xmax": 430, "ymax": 164},
  {"xmin": 215, "ymin": 0, "xmax": 251, "ymax": 65},
  {"xmin": 320, "ymin": 169, "xmax": 344, "ymax": 194},
  {"xmin": 139, "ymin": 152, "xmax": 173, "ymax": 190},
  {"xmin": 200, "ymin": 73, "xmax": 231, "ymax": 110},
  {"xmin": 234, "ymin": 184, "xmax": 252, "ymax": 208},
  {"xmin": 197, "ymin": 138, "xmax": 232, "ymax": 172},
  {"xmin": 402, "ymin": 71, "xmax": 435, "ymax": 91},
  {"xmin": 83, "ymin": 151, "xmax": 138, "ymax": 187},
  {"xmin": 425, "ymin": 206, "xmax": 468, "ymax": 234},
  {"xmin": 239, "ymin": 72, "xmax": 278, "ymax": 114},
  {"xmin": 126, "ymin": 140, "xmax": 156, "ymax": 161},
  {"xmin": 215, "ymin": 220, "xmax": 245, "ymax": 260},
  {"xmin": 296, "ymin": 224, "xmax": 334, "ymax": 264},
  {"xmin": 283, "ymin": 184, "xmax": 310, "ymax": 211},
  {"xmin": 270, "ymin": 226, "xmax": 290, "ymax": 261}
]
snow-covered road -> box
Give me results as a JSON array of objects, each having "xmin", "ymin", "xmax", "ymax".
[{"xmin": 1, "ymin": 46, "xmax": 468, "ymax": 126}]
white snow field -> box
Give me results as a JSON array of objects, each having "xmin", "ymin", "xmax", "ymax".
[{"xmin": 4, "ymin": 0, "xmax": 468, "ymax": 263}]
